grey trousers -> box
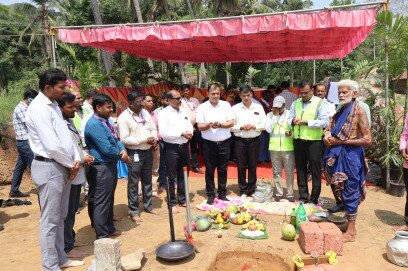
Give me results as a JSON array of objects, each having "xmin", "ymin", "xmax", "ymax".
[
  {"xmin": 31, "ymin": 159, "xmax": 70, "ymax": 271},
  {"xmin": 270, "ymin": 151, "xmax": 295, "ymax": 197},
  {"xmin": 127, "ymin": 148, "xmax": 153, "ymax": 217}
]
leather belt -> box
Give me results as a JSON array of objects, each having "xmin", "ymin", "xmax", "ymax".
[{"xmin": 34, "ymin": 156, "xmax": 55, "ymax": 163}]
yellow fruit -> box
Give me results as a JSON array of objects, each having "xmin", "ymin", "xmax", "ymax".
[
  {"xmin": 237, "ymin": 217, "xmax": 244, "ymax": 224},
  {"xmin": 216, "ymin": 216, "xmax": 224, "ymax": 224}
]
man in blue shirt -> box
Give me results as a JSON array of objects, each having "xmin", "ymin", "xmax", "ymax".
[{"xmin": 85, "ymin": 94, "xmax": 130, "ymax": 239}]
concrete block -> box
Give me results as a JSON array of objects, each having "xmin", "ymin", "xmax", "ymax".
[
  {"xmin": 121, "ymin": 248, "xmax": 146, "ymax": 270},
  {"xmin": 318, "ymin": 222, "xmax": 344, "ymax": 256},
  {"xmin": 94, "ymin": 238, "xmax": 121, "ymax": 271},
  {"xmin": 299, "ymin": 222, "xmax": 324, "ymax": 255}
]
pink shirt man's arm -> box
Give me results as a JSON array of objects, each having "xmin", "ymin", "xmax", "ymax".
[{"xmin": 400, "ymin": 116, "xmax": 408, "ymax": 151}]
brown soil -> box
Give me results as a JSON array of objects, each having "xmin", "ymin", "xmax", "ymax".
[
  {"xmin": 0, "ymin": 125, "xmax": 407, "ymax": 271},
  {"xmin": 210, "ymin": 251, "xmax": 293, "ymax": 271}
]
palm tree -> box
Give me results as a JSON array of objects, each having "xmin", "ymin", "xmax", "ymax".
[
  {"xmin": 132, "ymin": 0, "xmax": 155, "ymax": 73},
  {"xmin": 90, "ymin": 0, "xmax": 113, "ymax": 78}
]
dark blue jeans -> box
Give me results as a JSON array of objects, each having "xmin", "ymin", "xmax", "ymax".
[
  {"xmin": 10, "ymin": 140, "xmax": 34, "ymax": 193},
  {"xmin": 64, "ymin": 184, "xmax": 81, "ymax": 253}
]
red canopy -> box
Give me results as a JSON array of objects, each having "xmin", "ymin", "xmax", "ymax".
[{"xmin": 57, "ymin": 7, "xmax": 378, "ymax": 63}]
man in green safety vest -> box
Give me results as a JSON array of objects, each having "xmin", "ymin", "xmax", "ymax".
[
  {"xmin": 266, "ymin": 95, "xmax": 295, "ymax": 202},
  {"xmin": 288, "ymin": 81, "xmax": 330, "ymax": 204}
]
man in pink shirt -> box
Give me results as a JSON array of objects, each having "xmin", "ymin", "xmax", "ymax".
[{"xmin": 396, "ymin": 116, "xmax": 408, "ymax": 231}]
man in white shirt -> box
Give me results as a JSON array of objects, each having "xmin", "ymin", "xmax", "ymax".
[
  {"xmin": 314, "ymin": 83, "xmax": 336, "ymax": 117},
  {"xmin": 118, "ymin": 92, "xmax": 159, "ymax": 222},
  {"xmin": 196, "ymin": 83, "xmax": 235, "ymax": 205},
  {"xmin": 288, "ymin": 80, "xmax": 330, "ymax": 204},
  {"xmin": 82, "ymin": 89, "xmax": 97, "ymax": 116},
  {"xmin": 231, "ymin": 85, "xmax": 266, "ymax": 198},
  {"xmin": 158, "ymin": 90, "xmax": 193, "ymax": 214},
  {"xmin": 26, "ymin": 69, "xmax": 83, "ymax": 270},
  {"xmin": 180, "ymin": 84, "xmax": 203, "ymax": 174}
]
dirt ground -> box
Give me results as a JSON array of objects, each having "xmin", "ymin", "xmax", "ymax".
[{"xmin": 0, "ymin": 134, "xmax": 407, "ymax": 271}]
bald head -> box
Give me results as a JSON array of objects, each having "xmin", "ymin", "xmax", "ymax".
[{"xmin": 71, "ymin": 90, "xmax": 83, "ymax": 108}]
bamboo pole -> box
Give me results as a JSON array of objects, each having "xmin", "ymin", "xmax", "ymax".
[{"xmin": 384, "ymin": 0, "xmax": 390, "ymax": 191}]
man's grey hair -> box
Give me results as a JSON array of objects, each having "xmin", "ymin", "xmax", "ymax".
[{"xmin": 338, "ymin": 79, "xmax": 359, "ymax": 93}]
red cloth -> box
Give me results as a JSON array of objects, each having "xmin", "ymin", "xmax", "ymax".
[{"xmin": 57, "ymin": 8, "xmax": 377, "ymax": 63}]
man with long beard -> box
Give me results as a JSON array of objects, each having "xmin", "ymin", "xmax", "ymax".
[{"xmin": 323, "ymin": 79, "xmax": 371, "ymax": 242}]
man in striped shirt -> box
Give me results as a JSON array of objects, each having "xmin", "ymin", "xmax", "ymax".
[
  {"xmin": 279, "ymin": 81, "xmax": 297, "ymax": 110},
  {"xmin": 9, "ymin": 89, "xmax": 38, "ymax": 198}
]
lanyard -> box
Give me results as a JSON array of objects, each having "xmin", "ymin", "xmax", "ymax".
[
  {"xmin": 127, "ymin": 108, "xmax": 146, "ymax": 126},
  {"xmin": 93, "ymin": 114, "xmax": 118, "ymax": 139},
  {"xmin": 182, "ymin": 98, "xmax": 197, "ymax": 111}
]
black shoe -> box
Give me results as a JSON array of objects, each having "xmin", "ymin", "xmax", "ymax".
[
  {"xmin": 218, "ymin": 196, "xmax": 229, "ymax": 201},
  {"xmin": 0, "ymin": 224, "xmax": 3, "ymax": 231},
  {"xmin": 288, "ymin": 197, "xmax": 295, "ymax": 203},
  {"xmin": 9, "ymin": 191, "xmax": 29, "ymax": 198},
  {"xmin": 206, "ymin": 197, "xmax": 215, "ymax": 205},
  {"xmin": 274, "ymin": 196, "xmax": 282, "ymax": 202},
  {"xmin": 328, "ymin": 205, "xmax": 344, "ymax": 213},
  {"xmin": 192, "ymin": 167, "xmax": 203, "ymax": 174}
]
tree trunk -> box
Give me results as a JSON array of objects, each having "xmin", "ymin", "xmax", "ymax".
[
  {"xmin": 186, "ymin": 0, "xmax": 195, "ymax": 18},
  {"xmin": 91, "ymin": 0, "xmax": 113, "ymax": 80},
  {"xmin": 40, "ymin": 3, "xmax": 51, "ymax": 62},
  {"xmin": 179, "ymin": 63, "xmax": 186, "ymax": 84},
  {"xmin": 162, "ymin": 0, "xmax": 171, "ymax": 19},
  {"xmin": 132, "ymin": 0, "xmax": 155, "ymax": 73}
]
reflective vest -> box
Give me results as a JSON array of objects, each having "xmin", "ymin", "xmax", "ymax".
[
  {"xmin": 268, "ymin": 111, "xmax": 294, "ymax": 152},
  {"xmin": 293, "ymin": 97, "xmax": 323, "ymax": 140}
]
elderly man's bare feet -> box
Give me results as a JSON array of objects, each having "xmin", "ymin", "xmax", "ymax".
[
  {"xmin": 66, "ymin": 249, "xmax": 86, "ymax": 259},
  {"xmin": 131, "ymin": 215, "xmax": 143, "ymax": 222},
  {"xmin": 393, "ymin": 225, "xmax": 408, "ymax": 231},
  {"xmin": 172, "ymin": 206, "xmax": 179, "ymax": 214},
  {"xmin": 147, "ymin": 208, "xmax": 160, "ymax": 215},
  {"xmin": 342, "ymin": 232, "xmax": 356, "ymax": 242}
]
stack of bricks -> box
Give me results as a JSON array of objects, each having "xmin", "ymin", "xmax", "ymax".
[{"xmin": 298, "ymin": 221, "xmax": 343, "ymax": 256}]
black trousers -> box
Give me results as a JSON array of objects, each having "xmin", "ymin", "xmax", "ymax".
[
  {"xmin": 126, "ymin": 148, "xmax": 153, "ymax": 216},
  {"xmin": 164, "ymin": 142, "xmax": 189, "ymax": 206},
  {"xmin": 294, "ymin": 139, "xmax": 322, "ymax": 204},
  {"xmin": 189, "ymin": 127, "xmax": 201, "ymax": 168},
  {"xmin": 235, "ymin": 136, "xmax": 260, "ymax": 196},
  {"xmin": 404, "ymin": 168, "xmax": 408, "ymax": 226},
  {"xmin": 88, "ymin": 163, "xmax": 117, "ymax": 239},
  {"xmin": 64, "ymin": 184, "xmax": 81, "ymax": 253},
  {"xmin": 202, "ymin": 138, "xmax": 230, "ymax": 197}
]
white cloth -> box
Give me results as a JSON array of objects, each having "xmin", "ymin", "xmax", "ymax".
[
  {"xmin": 117, "ymin": 108, "xmax": 157, "ymax": 150},
  {"xmin": 26, "ymin": 92, "xmax": 79, "ymax": 168},
  {"xmin": 231, "ymin": 102, "xmax": 266, "ymax": 138},
  {"xmin": 180, "ymin": 97, "xmax": 200, "ymax": 124},
  {"xmin": 323, "ymin": 98, "xmax": 337, "ymax": 117},
  {"xmin": 82, "ymin": 100, "xmax": 93, "ymax": 115},
  {"xmin": 196, "ymin": 100, "xmax": 234, "ymax": 142},
  {"xmin": 158, "ymin": 105, "xmax": 193, "ymax": 144}
]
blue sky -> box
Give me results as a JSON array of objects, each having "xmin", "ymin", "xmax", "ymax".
[{"xmin": 0, "ymin": 0, "xmax": 359, "ymax": 8}]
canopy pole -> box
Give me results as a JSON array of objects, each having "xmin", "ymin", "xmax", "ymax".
[
  {"xmin": 50, "ymin": 30, "xmax": 57, "ymax": 68},
  {"xmin": 51, "ymin": 1, "xmax": 386, "ymax": 30},
  {"xmin": 384, "ymin": 0, "xmax": 390, "ymax": 191}
]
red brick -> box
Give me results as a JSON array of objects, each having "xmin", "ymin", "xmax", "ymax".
[
  {"xmin": 319, "ymin": 263, "xmax": 341, "ymax": 271},
  {"xmin": 318, "ymin": 222, "xmax": 344, "ymax": 256},
  {"xmin": 299, "ymin": 264, "xmax": 341, "ymax": 271},
  {"xmin": 299, "ymin": 222, "xmax": 324, "ymax": 255}
]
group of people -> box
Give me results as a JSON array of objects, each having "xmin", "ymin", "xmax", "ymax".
[{"xmin": 10, "ymin": 66, "xmax": 401, "ymax": 271}]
